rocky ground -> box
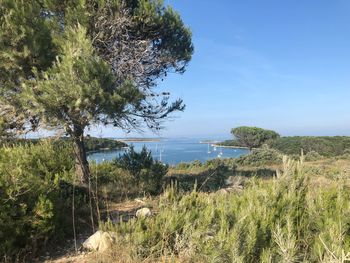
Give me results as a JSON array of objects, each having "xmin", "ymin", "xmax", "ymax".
[{"xmin": 36, "ymin": 198, "xmax": 154, "ymax": 263}]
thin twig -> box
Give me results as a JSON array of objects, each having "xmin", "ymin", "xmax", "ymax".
[
  {"xmin": 198, "ymin": 171, "xmax": 217, "ymax": 192},
  {"xmin": 72, "ymin": 175, "xmax": 77, "ymax": 253}
]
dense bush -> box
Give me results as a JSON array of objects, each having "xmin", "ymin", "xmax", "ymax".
[
  {"xmin": 0, "ymin": 142, "xmax": 89, "ymax": 260},
  {"xmin": 337, "ymin": 149, "xmax": 350, "ymax": 160},
  {"xmin": 113, "ymin": 146, "xmax": 168, "ymax": 195},
  {"xmin": 235, "ymin": 147, "xmax": 282, "ymax": 166},
  {"xmin": 102, "ymin": 158, "xmax": 350, "ymax": 262},
  {"xmin": 0, "ymin": 142, "xmax": 169, "ymax": 260},
  {"xmin": 305, "ymin": 150, "xmax": 323, "ymax": 161},
  {"xmin": 90, "ymin": 162, "xmax": 137, "ymax": 200}
]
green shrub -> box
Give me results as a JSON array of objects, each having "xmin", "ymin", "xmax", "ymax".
[
  {"xmin": 235, "ymin": 147, "xmax": 282, "ymax": 166},
  {"xmin": 213, "ymin": 157, "xmax": 238, "ymax": 171},
  {"xmin": 337, "ymin": 148, "xmax": 350, "ymax": 160},
  {"xmin": 305, "ymin": 150, "xmax": 323, "ymax": 161},
  {"xmin": 113, "ymin": 146, "xmax": 168, "ymax": 195},
  {"xmin": 90, "ymin": 162, "xmax": 138, "ymax": 200},
  {"xmin": 0, "ymin": 142, "xmax": 89, "ymax": 260}
]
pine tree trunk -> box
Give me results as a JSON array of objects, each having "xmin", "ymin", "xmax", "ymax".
[
  {"xmin": 71, "ymin": 126, "xmax": 96, "ymax": 233},
  {"xmin": 72, "ymin": 128, "xmax": 89, "ymax": 185}
]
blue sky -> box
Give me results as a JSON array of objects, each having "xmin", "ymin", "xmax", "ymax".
[{"xmin": 94, "ymin": 0, "xmax": 350, "ymax": 139}]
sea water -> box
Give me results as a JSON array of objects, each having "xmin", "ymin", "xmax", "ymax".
[{"xmin": 87, "ymin": 138, "xmax": 249, "ymax": 165}]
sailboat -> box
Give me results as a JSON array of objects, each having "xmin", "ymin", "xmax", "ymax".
[
  {"xmin": 207, "ymin": 143, "xmax": 211, "ymax": 154},
  {"xmin": 217, "ymin": 147, "xmax": 223, "ymax": 158}
]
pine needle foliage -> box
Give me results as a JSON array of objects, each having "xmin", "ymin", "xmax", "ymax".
[
  {"xmin": 0, "ymin": 0, "xmax": 193, "ymax": 184},
  {"xmin": 0, "ymin": 142, "xmax": 89, "ymax": 261}
]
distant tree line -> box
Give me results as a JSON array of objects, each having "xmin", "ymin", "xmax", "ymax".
[
  {"xmin": 269, "ymin": 136, "xmax": 350, "ymax": 157},
  {"xmin": 222, "ymin": 126, "xmax": 350, "ymax": 157},
  {"xmin": 0, "ymin": 137, "xmax": 127, "ymax": 152}
]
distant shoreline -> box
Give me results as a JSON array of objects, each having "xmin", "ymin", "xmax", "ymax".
[
  {"xmin": 87, "ymin": 146, "xmax": 128, "ymax": 154},
  {"xmin": 116, "ymin": 138, "xmax": 162, "ymax": 142},
  {"xmin": 199, "ymin": 140, "xmax": 221, "ymax": 144},
  {"xmin": 211, "ymin": 144, "xmax": 250, "ymax": 150}
]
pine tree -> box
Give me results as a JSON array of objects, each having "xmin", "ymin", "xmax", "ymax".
[{"xmin": 0, "ymin": 0, "xmax": 193, "ymax": 184}]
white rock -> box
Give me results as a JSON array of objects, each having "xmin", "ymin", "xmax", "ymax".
[
  {"xmin": 83, "ymin": 230, "xmax": 102, "ymax": 251},
  {"xmin": 136, "ymin": 207, "xmax": 152, "ymax": 218},
  {"xmin": 82, "ymin": 230, "xmax": 114, "ymax": 252}
]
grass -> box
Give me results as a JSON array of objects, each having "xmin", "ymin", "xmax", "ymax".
[{"xmin": 90, "ymin": 156, "xmax": 350, "ymax": 263}]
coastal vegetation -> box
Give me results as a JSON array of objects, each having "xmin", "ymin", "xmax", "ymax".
[
  {"xmin": 97, "ymin": 157, "xmax": 350, "ymax": 263},
  {"xmin": 113, "ymin": 146, "xmax": 168, "ymax": 195},
  {"xmin": 270, "ymin": 136, "xmax": 350, "ymax": 157},
  {"xmin": 0, "ymin": 0, "xmax": 349, "ymax": 262},
  {"xmin": 221, "ymin": 126, "xmax": 350, "ymax": 158},
  {"xmin": 0, "ymin": 142, "xmax": 81, "ymax": 260},
  {"xmin": 2, "ymin": 134, "xmax": 350, "ymax": 261},
  {"xmin": 0, "ymin": 141, "xmax": 166, "ymax": 260},
  {"xmin": 0, "ymin": 137, "xmax": 127, "ymax": 152}
]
